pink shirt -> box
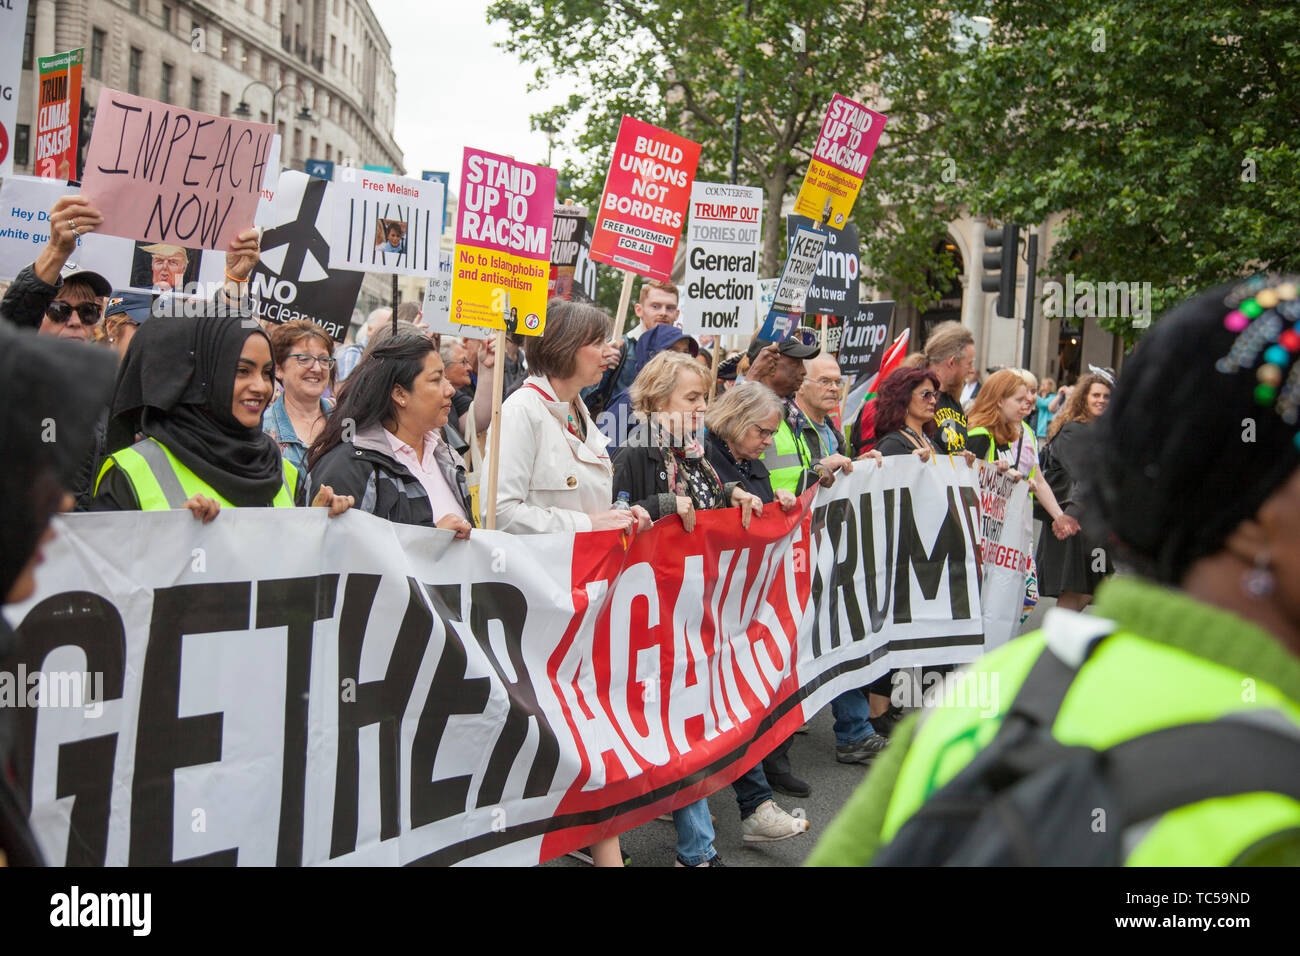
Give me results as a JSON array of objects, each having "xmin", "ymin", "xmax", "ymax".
[{"xmin": 384, "ymin": 429, "xmax": 465, "ymax": 523}]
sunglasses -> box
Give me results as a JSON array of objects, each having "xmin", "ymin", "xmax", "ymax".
[
  {"xmin": 46, "ymin": 300, "xmax": 102, "ymax": 324},
  {"xmin": 916, "ymin": 389, "xmax": 939, "ymax": 401}
]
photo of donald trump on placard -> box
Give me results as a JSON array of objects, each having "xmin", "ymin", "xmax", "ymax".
[{"xmin": 130, "ymin": 241, "xmax": 201, "ymax": 292}]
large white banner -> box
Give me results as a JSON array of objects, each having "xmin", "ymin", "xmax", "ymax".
[{"xmin": 6, "ymin": 458, "xmax": 1028, "ymax": 866}]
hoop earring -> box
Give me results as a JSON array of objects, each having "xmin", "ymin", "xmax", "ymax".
[{"xmin": 1243, "ymin": 552, "xmax": 1275, "ymax": 598}]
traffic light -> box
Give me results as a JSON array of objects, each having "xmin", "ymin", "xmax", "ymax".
[{"xmin": 981, "ymin": 224, "xmax": 1019, "ymax": 318}]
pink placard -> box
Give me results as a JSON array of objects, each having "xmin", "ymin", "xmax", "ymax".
[
  {"xmin": 455, "ymin": 147, "xmax": 558, "ymax": 257},
  {"xmin": 80, "ymin": 88, "xmax": 275, "ymax": 251},
  {"xmin": 812, "ymin": 94, "xmax": 887, "ymax": 178}
]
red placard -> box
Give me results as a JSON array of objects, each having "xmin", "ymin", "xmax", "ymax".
[{"xmin": 589, "ymin": 116, "xmax": 701, "ymax": 282}]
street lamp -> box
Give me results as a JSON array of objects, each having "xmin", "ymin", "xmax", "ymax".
[{"xmin": 232, "ymin": 80, "xmax": 315, "ymax": 126}]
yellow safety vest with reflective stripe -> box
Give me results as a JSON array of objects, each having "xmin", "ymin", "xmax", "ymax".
[
  {"xmin": 808, "ymin": 576, "xmax": 1300, "ymax": 866},
  {"xmin": 966, "ymin": 423, "xmax": 1038, "ymax": 481},
  {"xmin": 761, "ymin": 419, "xmax": 813, "ymax": 495},
  {"xmin": 95, "ymin": 437, "xmax": 297, "ymax": 509}
]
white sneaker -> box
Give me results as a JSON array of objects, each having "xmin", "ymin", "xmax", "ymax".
[{"xmin": 741, "ymin": 799, "xmax": 810, "ymax": 843}]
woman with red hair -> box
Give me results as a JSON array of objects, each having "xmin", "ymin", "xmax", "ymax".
[{"xmin": 873, "ymin": 366, "xmax": 953, "ymax": 460}]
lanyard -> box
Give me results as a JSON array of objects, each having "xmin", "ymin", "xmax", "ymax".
[{"xmin": 523, "ymin": 383, "xmax": 585, "ymax": 441}]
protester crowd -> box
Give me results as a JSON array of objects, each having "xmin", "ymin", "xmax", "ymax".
[
  {"xmin": 1, "ymin": 193, "xmax": 1099, "ymax": 862},
  {"xmin": 4, "ymin": 190, "xmax": 1216, "ymax": 869}
]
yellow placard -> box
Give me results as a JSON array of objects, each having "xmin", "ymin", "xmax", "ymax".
[
  {"xmin": 449, "ymin": 245, "xmax": 550, "ymax": 336},
  {"xmin": 792, "ymin": 158, "xmax": 864, "ymax": 229}
]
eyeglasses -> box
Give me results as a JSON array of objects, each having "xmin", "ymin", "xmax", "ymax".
[
  {"xmin": 447, "ymin": 357, "xmax": 472, "ymax": 367},
  {"xmin": 46, "ymin": 300, "xmax": 101, "ymax": 324},
  {"xmin": 811, "ymin": 377, "xmax": 842, "ymax": 389},
  {"xmin": 749, "ymin": 423, "xmax": 777, "ymax": 440},
  {"xmin": 916, "ymin": 389, "xmax": 939, "ymax": 402},
  {"xmin": 287, "ymin": 353, "xmax": 337, "ymax": 370}
]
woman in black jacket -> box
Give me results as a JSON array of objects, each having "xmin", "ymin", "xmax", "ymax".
[
  {"xmin": 612, "ymin": 351, "xmax": 765, "ymax": 530},
  {"xmin": 613, "ymin": 356, "xmax": 810, "ymax": 860},
  {"xmin": 702, "ymin": 381, "xmax": 804, "ymax": 509},
  {"xmin": 1035, "ymin": 372, "xmax": 1114, "ymax": 610},
  {"xmin": 307, "ymin": 333, "xmax": 474, "ymax": 536}
]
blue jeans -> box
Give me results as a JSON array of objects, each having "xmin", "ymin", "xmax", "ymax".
[
  {"xmin": 831, "ymin": 689, "xmax": 877, "ymax": 746},
  {"xmin": 731, "ymin": 764, "xmax": 773, "ymax": 820},
  {"xmin": 672, "ymin": 797, "xmax": 717, "ymax": 865}
]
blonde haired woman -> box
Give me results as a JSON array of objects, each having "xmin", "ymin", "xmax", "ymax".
[
  {"xmin": 611, "ymin": 351, "xmax": 772, "ymax": 865},
  {"xmin": 612, "ymin": 351, "xmax": 765, "ymax": 529}
]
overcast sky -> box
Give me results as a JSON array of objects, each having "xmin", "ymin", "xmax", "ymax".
[{"xmin": 369, "ymin": 0, "xmax": 574, "ymax": 197}]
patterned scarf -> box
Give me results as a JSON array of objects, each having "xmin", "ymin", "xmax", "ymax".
[{"xmin": 652, "ymin": 419, "xmax": 724, "ymax": 509}]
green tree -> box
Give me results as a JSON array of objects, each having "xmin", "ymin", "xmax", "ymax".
[
  {"xmin": 488, "ymin": 0, "xmax": 970, "ymax": 324},
  {"xmin": 940, "ymin": 0, "xmax": 1300, "ymax": 340}
]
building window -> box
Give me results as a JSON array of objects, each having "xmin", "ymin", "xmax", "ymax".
[
  {"xmin": 162, "ymin": 5, "xmax": 173, "ymax": 32},
  {"xmin": 22, "ymin": 6, "xmax": 35, "ymax": 70},
  {"xmin": 330, "ymin": 35, "xmax": 336, "ymax": 65},
  {"xmin": 15, "ymin": 125, "xmax": 30, "ymax": 168},
  {"xmin": 310, "ymin": 135, "xmax": 317, "ymax": 157},
  {"xmin": 294, "ymin": 128, "xmax": 303, "ymax": 159},
  {"xmin": 128, "ymin": 48, "xmax": 143, "ymax": 95},
  {"xmin": 325, "ymin": 143, "xmax": 332, "ymax": 161},
  {"xmin": 161, "ymin": 62, "xmax": 174, "ymax": 103},
  {"xmin": 190, "ymin": 76, "xmax": 202, "ymax": 111},
  {"xmin": 90, "ymin": 29, "xmax": 106, "ymax": 80},
  {"xmin": 220, "ymin": 92, "xmax": 230, "ymax": 117},
  {"xmin": 130, "ymin": 0, "xmax": 140, "ymax": 14}
]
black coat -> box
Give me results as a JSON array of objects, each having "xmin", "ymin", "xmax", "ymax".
[
  {"xmin": 874, "ymin": 428, "xmax": 941, "ymax": 458},
  {"xmin": 611, "ymin": 444, "xmax": 739, "ymax": 520},
  {"xmin": 308, "ymin": 424, "xmax": 473, "ymax": 527},
  {"xmin": 0, "ymin": 265, "xmax": 58, "ymax": 330},
  {"xmin": 704, "ymin": 435, "xmax": 775, "ymax": 504}
]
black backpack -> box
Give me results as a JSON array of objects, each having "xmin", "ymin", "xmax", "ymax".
[{"xmin": 873, "ymin": 623, "xmax": 1300, "ymax": 866}]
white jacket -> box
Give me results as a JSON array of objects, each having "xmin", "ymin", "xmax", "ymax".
[{"xmin": 482, "ymin": 375, "xmax": 613, "ymax": 534}]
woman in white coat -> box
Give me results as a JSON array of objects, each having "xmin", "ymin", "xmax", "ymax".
[
  {"xmin": 486, "ymin": 300, "xmax": 651, "ymax": 535},
  {"xmin": 483, "ymin": 298, "xmax": 650, "ymax": 866}
]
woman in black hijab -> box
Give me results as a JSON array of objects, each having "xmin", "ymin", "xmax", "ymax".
[
  {"xmin": 90, "ymin": 313, "xmax": 351, "ymax": 517},
  {"xmin": 0, "ymin": 320, "xmax": 116, "ymax": 865}
]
